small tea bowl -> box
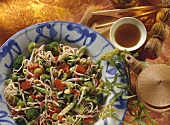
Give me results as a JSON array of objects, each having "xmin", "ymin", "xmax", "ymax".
[{"xmin": 109, "ymin": 17, "xmax": 147, "ymax": 51}]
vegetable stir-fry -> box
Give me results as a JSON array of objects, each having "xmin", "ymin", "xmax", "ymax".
[{"xmin": 4, "ymin": 41, "xmax": 104, "ymax": 125}]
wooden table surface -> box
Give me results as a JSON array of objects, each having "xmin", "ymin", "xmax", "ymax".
[{"xmin": 0, "ymin": 0, "xmax": 170, "ymax": 125}]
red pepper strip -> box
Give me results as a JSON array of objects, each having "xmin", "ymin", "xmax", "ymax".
[
  {"xmin": 58, "ymin": 116, "xmax": 63, "ymax": 121},
  {"xmin": 31, "ymin": 94, "xmax": 36, "ymax": 99},
  {"xmin": 51, "ymin": 106, "xmax": 61, "ymax": 113},
  {"xmin": 28, "ymin": 63, "xmax": 39, "ymax": 72},
  {"xmin": 57, "ymin": 63, "xmax": 70, "ymax": 74},
  {"xmin": 65, "ymin": 69, "xmax": 70, "ymax": 74},
  {"xmin": 49, "ymin": 112, "xmax": 54, "ymax": 119},
  {"xmin": 53, "ymin": 56, "xmax": 58, "ymax": 61},
  {"xmin": 40, "ymin": 103, "xmax": 45, "ymax": 107},
  {"xmin": 53, "ymin": 71, "xmax": 58, "ymax": 77},
  {"xmin": 54, "ymin": 108, "xmax": 61, "ymax": 113},
  {"xmin": 27, "ymin": 74, "xmax": 32, "ymax": 79},
  {"xmin": 70, "ymin": 89, "xmax": 80, "ymax": 95},
  {"xmin": 29, "ymin": 69, "xmax": 34, "ymax": 74},
  {"xmin": 34, "ymin": 73, "xmax": 40, "ymax": 78},
  {"xmin": 35, "ymin": 94, "xmax": 45, "ymax": 101},
  {"xmin": 83, "ymin": 117, "xmax": 96, "ymax": 124},
  {"xmin": 55, "ymin": 79, "xmax": 65, "ymax": 91},
  {"xmin": 45, "ymin": 113, "xmax": 53, "ymax": 122},
  {"xmin": 21, "ymin": 81, "xmax": 31, "ymax": 90},
  {"xmin": 52, "ymin": 96, "xmax": 57, "ymax": 101},
  {"xmin": 12, "ymin": 110, "xmax": 17, "ymax": 115},
  {"xmin": 76, "ymin": 65, "xmax": 87, "ymax": 74},
  {"xmin": 75, "ymin": 74, "xmax": 79, "ymax": 78}
]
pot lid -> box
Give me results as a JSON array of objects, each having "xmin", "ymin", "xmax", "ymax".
[{"xmin": 136, "ymin": 64, "xmax": 170, "ymax": 112}]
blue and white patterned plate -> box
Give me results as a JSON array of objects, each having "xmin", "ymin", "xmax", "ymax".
[{"xmin": 0, "ymin": 21, "xmax": 128, "ymax": 125}]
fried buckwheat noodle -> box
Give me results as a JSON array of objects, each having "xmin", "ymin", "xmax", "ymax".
[{"xmin": 4, "ymin": 41, "xmax": 104, "ymax": 125}]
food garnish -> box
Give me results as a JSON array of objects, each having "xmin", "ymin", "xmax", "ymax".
[
  {"xmin": 4, "ymin": 41, "xmax": 104, "ymax": 125},
  {"xmin": 100, "ymin": 49, "xmax": 156, "ymax": 125}
]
